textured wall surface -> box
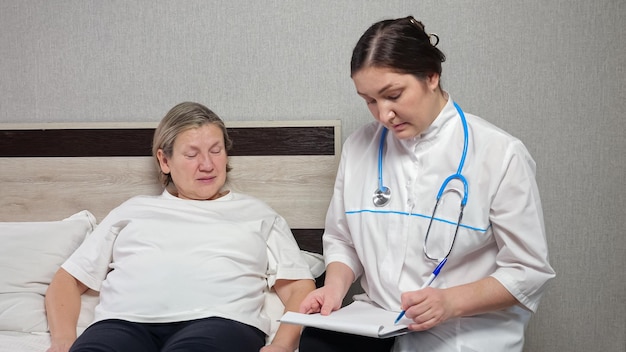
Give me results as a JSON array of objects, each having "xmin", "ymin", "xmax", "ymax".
[{"xmin": 1, "ymin": 1, "xmax": 624, "ymax": 351}]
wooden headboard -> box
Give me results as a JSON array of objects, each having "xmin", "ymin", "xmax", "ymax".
[{"xmin": 0, "ymin": 120, "xmax": 341, "ymax": 255}]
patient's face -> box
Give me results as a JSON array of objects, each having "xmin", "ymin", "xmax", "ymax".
[{"xmin": 157, "ymin": 124, "xmax": 228, "ymax": 200}]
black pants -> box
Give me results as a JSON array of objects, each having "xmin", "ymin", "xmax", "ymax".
[
  {"xmin": 70, "ymin": 317, "xmax": 265, "ymax": 352},
  {"xmin": 299, "ymin": 327, "xmax": 395, "ymax": 352}
]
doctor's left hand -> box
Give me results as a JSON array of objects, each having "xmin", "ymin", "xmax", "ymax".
[{"xmin": 399, "ymin": 287, "xmax": 455, "ymax": 331}]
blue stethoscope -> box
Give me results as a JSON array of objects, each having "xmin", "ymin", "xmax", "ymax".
[{"xmin": 372, "ymin": 101, "xmax": 469, "ymax": 260}]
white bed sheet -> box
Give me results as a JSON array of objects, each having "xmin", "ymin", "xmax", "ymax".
[{"xmin": 0, "ymin": 331, "xmax": 50, "ymax": 352}]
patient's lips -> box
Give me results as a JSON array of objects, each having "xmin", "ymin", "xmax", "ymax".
[{"xmin": 197, "ymin": 175, "xmax": 215, "ymax": 184}]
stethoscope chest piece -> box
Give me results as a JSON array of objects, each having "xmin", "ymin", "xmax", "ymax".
[{"xmin": 373, "ymin": 186, "xmax": 391, "ymax": 207}]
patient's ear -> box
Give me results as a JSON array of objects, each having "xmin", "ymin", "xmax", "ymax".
[{"xmin": 156, "ymin": 149, "xmax": 171, "ymax": 174}]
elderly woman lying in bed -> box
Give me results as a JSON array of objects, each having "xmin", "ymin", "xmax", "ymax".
[{"xmin": 44, "ymin": 102, "xmax": 316, "ymax": 352}]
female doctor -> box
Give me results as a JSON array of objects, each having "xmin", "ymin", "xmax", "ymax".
[{"xmin": 298, "ymin": 16, "xmax": 555, "ymax": 352}]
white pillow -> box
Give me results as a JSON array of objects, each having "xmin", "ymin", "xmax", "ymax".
[{"xmin": 0, "ymin": 211, "xmax": 97, "ymax": 333}]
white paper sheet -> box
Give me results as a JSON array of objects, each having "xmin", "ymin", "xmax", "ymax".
[{"xmin": 280, "ymin": 301, "xmax": 411, "ymax": 339}]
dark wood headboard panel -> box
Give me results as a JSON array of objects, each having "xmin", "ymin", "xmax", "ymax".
[{"xmin": 0, "ymin": 126, "xmax": 335, "ymax": 157}]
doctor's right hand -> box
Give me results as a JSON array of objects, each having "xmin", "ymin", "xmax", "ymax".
[
  {"xmin": 300, "ymin": 261, "xmax": 355, "ymax": 315},
  {"xmin": 298, "ymin": 286, "xmax": 344, "ymax": 316}
]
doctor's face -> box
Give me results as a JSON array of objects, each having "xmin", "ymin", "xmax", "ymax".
[
  {"xmin": 352, "ymin": 66, "xmax": 445, "ymax": 139},
  {"xmin": 156, "ymin": 124, "xmax": 228, "ymax": 200}
]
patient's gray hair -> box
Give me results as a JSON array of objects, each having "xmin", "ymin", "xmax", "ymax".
[{"xmin": 152, "ymin": 102, "xmax": 232, "ymax": 187}]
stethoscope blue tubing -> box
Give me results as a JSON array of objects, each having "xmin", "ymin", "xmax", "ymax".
[
  {"xmin": 345, "ymin": 209, "xmax": 490, "ymax": 233},
  {"xmin": 365, "ymin": 101, "xmax": 487, "ymax": 231},
  {"xmin": 377, "ymin": 102, "xmax": 469, "ymax": 205}
]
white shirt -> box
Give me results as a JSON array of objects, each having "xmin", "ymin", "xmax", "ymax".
[
  {"xmin": 63, "ymin": 190, "xmax": 313, "ymax": 335},
  {"xmin": 323, "ymin": 97, "xmax": 555, "ymax": 351}
]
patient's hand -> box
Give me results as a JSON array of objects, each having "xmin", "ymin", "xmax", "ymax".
[
  {"xmin": 46, "ymin": 338, "xmax": 74, "ymax": 352},
  {"xmin": 260, "ymin": 343, "xmax": 292, "ymax": 352}
]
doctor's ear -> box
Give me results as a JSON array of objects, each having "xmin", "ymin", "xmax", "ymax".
[{"xmin": 426, "ymin": 73, "xmax": 441, "ymax": 91}]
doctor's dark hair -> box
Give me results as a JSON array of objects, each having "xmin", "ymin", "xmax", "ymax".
[
  {"xmin": 152, "ymin": 101, "xmax": 233, "ymax": 187},
  {"xmin": 350, "ymin": 16, "xmax": 446, "ymax": 82}
]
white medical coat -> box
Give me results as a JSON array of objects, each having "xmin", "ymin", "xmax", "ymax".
[{"xmin": 323, "ymin": 98, "xmax": 555, "ymax": 351}]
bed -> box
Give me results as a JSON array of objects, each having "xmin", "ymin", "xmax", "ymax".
[{"xmin": 0, "ymin": 119, "xmax": 341, "ymax": 351}]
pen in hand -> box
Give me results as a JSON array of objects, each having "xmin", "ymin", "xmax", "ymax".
[{"xmin": 394, "ymin": 257, "xmax": 448, "ymax": 325}]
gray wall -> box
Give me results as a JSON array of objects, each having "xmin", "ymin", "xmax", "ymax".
[{"xmin": 1, "ymin": 1, "xmax": 624, "ymax": 351}]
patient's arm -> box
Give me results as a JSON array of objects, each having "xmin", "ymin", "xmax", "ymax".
[
  {"xmin": 263, "ymin": 278, "xmax": 316, "ymax": 352},
  {"xmin": 45, "ymin": 268, "xmax": 89, "ymax": 352}
]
